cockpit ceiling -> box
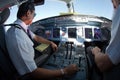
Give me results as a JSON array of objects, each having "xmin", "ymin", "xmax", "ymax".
[
  {"xmin": 0, "ymin": 0, "xmax": 44, "ymax": 11},
  {"xmin": 0, "ymin": 0, "xmax": 27, "ymax": 11}
]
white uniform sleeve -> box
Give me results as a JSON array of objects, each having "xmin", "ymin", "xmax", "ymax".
[{"xmin": 106, "ymin": 6, "xmax": 120, "ymax": 65}]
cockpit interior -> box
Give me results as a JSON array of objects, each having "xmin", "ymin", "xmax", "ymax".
[{"xmin": 0, "ymin": 0, "xmax": 115, "ymax": 80}]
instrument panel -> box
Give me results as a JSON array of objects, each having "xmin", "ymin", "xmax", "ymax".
[{"xmin": 41, "ymin": 42, "xmax": 89, "ymax": 80}]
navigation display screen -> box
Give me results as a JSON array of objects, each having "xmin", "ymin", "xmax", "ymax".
[
  {"xmin": 85, "ymin": 28, "xmax": 93, "ymax": 39},
  {"xmin": 35, "ymin": 28, "xmax": 45, "ymax": 37},
  {"xmin": 53, "ymin": 28, "xmax": 60, "ymax": 38},
  {"xmin": 94, "ymin": 28, "xmax": 101, "ymax": 39},
  {"xmin": 45, "ymin": 29, "xmax": 52, "ymax": 39},
  {"xmin": 68, "ymin": 28, "xmax": 76, "ymax": 38}
]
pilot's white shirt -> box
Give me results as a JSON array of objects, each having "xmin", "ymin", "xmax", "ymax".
[
  {"xmin": 106, "ymin": 5, "xmax": 120, "ymax": 65},
  {"xmin": 5, "ymin": 19, "xmax": 37, "ymax": 75}
]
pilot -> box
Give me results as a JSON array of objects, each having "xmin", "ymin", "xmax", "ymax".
[
  {"xmin": 90, "ymin": 0, "xmax": 120, "ymax": 80},
  {"xmin": 5, "ymin": 1, "xmax": 78, "ymax": 80}
]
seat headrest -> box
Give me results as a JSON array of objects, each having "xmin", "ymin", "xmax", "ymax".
[{"xmin": 0, "ymin": 8, "xmax": 10, "ymax": 24}]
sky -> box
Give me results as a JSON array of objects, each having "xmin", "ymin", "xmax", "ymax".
[{"xmin": 5, "ymin": 0, "xmax": 114, "ymax": 24}]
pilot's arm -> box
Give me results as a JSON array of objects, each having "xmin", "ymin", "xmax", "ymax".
[
  {"xmin": 91, "ymin": 4, "xmax": 120, "ymax": 72},
  {"xmin": 33, "ymin": 34, "xmax": 58, "ymax": 51},
  {"xmin": 28, "ymin": 30, "xmax": 58, "ymax": 51},
  {"xmin": 91, "ymin": 47, "xmax": 113, "ymax": 72}
]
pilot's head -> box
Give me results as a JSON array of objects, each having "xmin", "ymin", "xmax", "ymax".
[{"xmin": 17, "ymin": 1, "xmax": 36, "ymax": 25}]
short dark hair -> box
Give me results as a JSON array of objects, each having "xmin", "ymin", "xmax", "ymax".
[{"xmin": 17, "ymin": 1, "xmax": 35, "ymax": 19}]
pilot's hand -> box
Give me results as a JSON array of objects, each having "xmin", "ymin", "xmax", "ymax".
[
  {"xmin": 91, "ymin": 46, "xmax": 101, "ymax": 55},
  {"xmin": 50, "ymin": 41, "xmax": 58, "ymax": 51},
  {"xmin": 63, "ymin": 64, "xmax": 79, "ymax": 76}
]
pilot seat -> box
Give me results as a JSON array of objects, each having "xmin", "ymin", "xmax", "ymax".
[{"xmin": 0, "ymin": 8, "xmax": 34, "ymax": 80}]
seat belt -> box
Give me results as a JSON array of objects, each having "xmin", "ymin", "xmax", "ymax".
[{"xmin": 4, "ymin": 24, "xmax": 33, "ymax": 40}]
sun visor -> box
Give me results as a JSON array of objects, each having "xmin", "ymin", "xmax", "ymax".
[{"xmin": 30, "ymin": 0, "xmax": 44, "ymax": 6}]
